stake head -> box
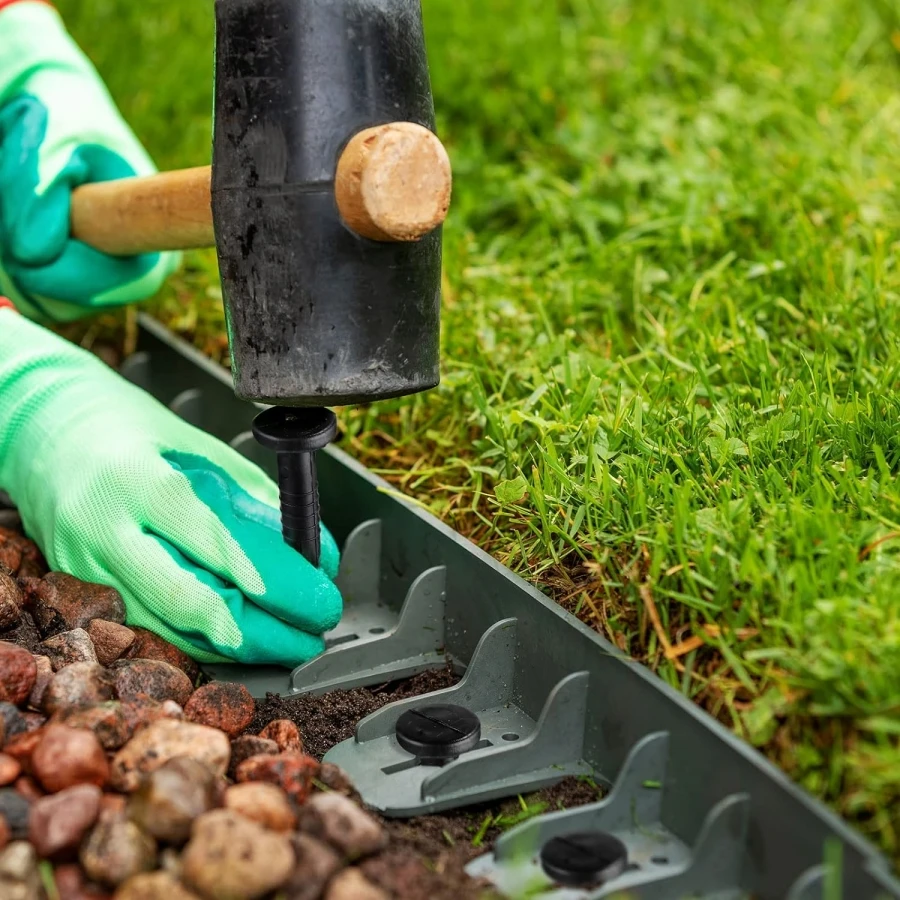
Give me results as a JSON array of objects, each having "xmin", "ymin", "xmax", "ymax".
[
  {"xmin": 395, "ymin": 704, "xmax": 481, "ymax": 764},
  {"xmin": 252, "ymin": 406, "xmax": 338, "ymax": 453},
  {"xmin": 539, "ymin": 831, "xmax": 628, "ymax": 887}
]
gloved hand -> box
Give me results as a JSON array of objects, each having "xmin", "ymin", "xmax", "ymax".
[
  {"xmin": 0, "ymin": 0, "xmax": 180, "ymax": 322},
  {"xmin": 0, "ymin": 308, "xmax": 343, "ymax": 666}
]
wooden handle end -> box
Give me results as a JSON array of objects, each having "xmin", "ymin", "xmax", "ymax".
[{"xmin": 335, "ymin": 123, "xmax": 452, "ymax": 242}]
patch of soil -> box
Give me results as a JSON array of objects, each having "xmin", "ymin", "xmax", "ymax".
[{"xmin": 250, "ymin": 665, "xmax": 460, "ymax": 760}]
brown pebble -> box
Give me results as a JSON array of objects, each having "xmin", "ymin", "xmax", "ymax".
[
  {"xmin": 317, "ymin": 762, "xmax": 354, "ymax": 795},
  {"xmin": 0, "ymin": 641, "xmax": 36, "ymax": 706},
  {"xmin": 0, "ymin": 538, "xmax": 22, "ymax": 578},
  {"xmin": 228, "ymin": 735, "xmax": 277, "ymax": 779},
  {"xmin": 27, "ymin": 655, "xmax": 53, "ymax": 710},
  {"xmin": 0, "ymin": 573, "xmax": 21, "ymax": 630},
  {"xmin": 128, "ymin": 757, "xmax": 219, "ymax": 845},
  {"xmin": 325, "ymin": 867, "xmax": 388, "ymax": 900},
  {"xmin": 87, "ymin": 620, "xmax": 135, "ymax": 667},
  {"xmin": 20, "ymin": 711, "xmax": 45, "ymax": 733},
  {"xmin": 224, "ymin": 782, "xmax": 296, "ymax": 832},
  {"xmin": 284, "ymin": 833, "xmax": 343, "ymax": 900},
  {"xmin": 235, "ymin": 751, "xmax": 319, "ymax": 805},
  {"xmin": 300, "ymin": 792, "xmax": 386, "ymax": 859},
  {"xmin": 32, "ymin": 572, "xmax": 125, "ymax": 637},
  {"xmin": 110, "ymin": 719, "xmax": 230, "ymax": 792},
  {"xmin": 99, "ymin": 793, "xmax": 128, "ymax": 822},
  {"xmin": 182, "ymin": 809, "xmax": 294, "ymax": 900},
  {"xmin": 113, "ymin": 870, "xmax": 200, "ymax": 899},
  {"xmin": 80, "ymin": 817, "xmax": 157, "ymax": 887},
  {"xmin": 120, "ymin": 698, "xmax": 182, "ymax": 738},
  {"xmin": 0, "ymin": 754, "xmax": 20, "ymax": 786},
  {"xmin": 258, "ymin": 719, "xmax": 303, "ymax": 753},
  {"xmin": 54, "ymin": 863, "xmax": 112, "ymax": 899},
  {"xmin": 184, "ymin": 682, "xmax": 254, "ymax": 738},
  {"xmin": 5, "ymin": 730, "xmax": 42, "ymax": 774},
  {"xmin": 42, "ymin": 662, "xmax": 116, "ymax": 715},
  {"xmin": 41, "ymin": 628, "xmax": 98, "ymax": 670},
  {"xmin": 32, "ymin": 724, "xmax": 109, "ymax": 792},
  {"xmin": 14, "ymin": 775, "xmax": 43, "ymax": 802},
  {"xmin": 52, "ymin": 703, "xmax": 131, "ymax": 751},
  {"xmin": 0, "ymin": 817, "xmax": 8, "ymax": 853},
  {"xmin": 111, "ymin": 660, "xmax": 193, "ymax": 707},
  {"xmin": 125, "ymin": 628, "xmax": 199, "ymax": 682},
  {"xmin": 28, "ymin": 783, "xmax": 102, "ymax": 859}
]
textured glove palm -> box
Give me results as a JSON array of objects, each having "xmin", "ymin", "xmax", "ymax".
[
  {"xmin": 0, "ymin": 310, "xmax": 343, "ymax": 666},
  {"xmin": 0, "ymin": 0, "xmax": 179, "ymax": 321}
]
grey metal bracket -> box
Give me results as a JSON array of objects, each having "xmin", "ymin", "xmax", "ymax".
[
  {"xmin": 467, "ymin": 731, "xmax": 751, "ymax": 899},
  {"xmin": 204, "ymin": 520, "xmax": 453, "ymax": 697},
  {"xmin": 324, "ymin": 617, "xmax": 594, "ymax": 816},
  {"xmin": 289, "ymin": 559, "xmax": 449, "ymax": 695}
]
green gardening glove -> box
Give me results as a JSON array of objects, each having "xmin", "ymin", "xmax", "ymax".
[
  {"xmin": 0, "ymin": 0, "xmax": 180, "ymax": 322},
  {"xmin": 0, "ymin": 308, "xmax": 343, "ymax": 666}
]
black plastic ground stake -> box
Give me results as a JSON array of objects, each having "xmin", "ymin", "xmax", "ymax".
[
  {"xmin": 127, "ymin": 315, "xmax": 900, "ymax": 899},
  {"xmin": 251, "ymin": 405, "xmax": 337, "ymax": 567}
]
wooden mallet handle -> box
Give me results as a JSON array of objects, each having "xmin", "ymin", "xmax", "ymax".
[
  {"xmin": 69, "ymin": 122, "xmax": 451, "ymax": 256},
  {"xmin": 70, "ymin": 166, "xmax": 215, "ymax": 256}
]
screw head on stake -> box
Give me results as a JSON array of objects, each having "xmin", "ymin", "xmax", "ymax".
[
  {"xmin": 395, "ymin": 704, "xmax": 481, "ymax": 764},
  {"xmin": 539, "ymin": 831, "xmax": 628, "ymax": 887},
  {"xmin": 251, "ymin": 406, "xmax": 338, "ymax": 453}
]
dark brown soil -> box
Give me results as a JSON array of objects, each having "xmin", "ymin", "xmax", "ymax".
[
  {"xmin": 250, "ymin": 665, "xmax": 460, "ymax": 760},
  {"xmin": 251, "ymin": 668, "xmax": 607, "ymax": 900}
]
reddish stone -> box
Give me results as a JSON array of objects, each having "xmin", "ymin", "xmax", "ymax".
[
  {"xmin": 111, "ymin": 659, "xmax": 193, "ymax": 707},
  {"xmin": 4, "ymin": 729, "xmax": 42, "ymax": 774},
  {"xmin": 184, "ymin": 682, "xmax": 254, "ymax": 738},
  {"xmin": 0, "ymin": 572, "xmax": 21, "ymax": 629},
  {"xmin": 28, "ymin": 783, "xmax": 102, "ymax": 860},
  {"xmin": 0, "ymin": 815, "xmax": 8, "ymax": 852},
  {"xmin": 14, "ymin": 775, "xmax": 43, "ymax": 802},
  {"xmin": 0, "ymin": 536, "xmax": 22, "ymax": 575},
  {"xmin": 258, "ymin": 719, "xmax": 303, "ymax": 753},
  {"xmin": 27, "ymin": 655, "xmax": 52, "ymax": 710},
  {"xmin": 32, "ymin": 572, "xmax": 125, "ymax": 637},
  {"xmin": 99, "ymin": 793, "xmax": 127, "ymax": 822},
  {"xmin": 126, "ymin": 628, "xmax": 199, "ymax": 682},
  {"xmin": 234, "ymin": 751, "xmax": 320, "ymax": 805},
  {"xmin": 32, "ymin": 724, "xmax": 109, "ymax": 792},
  {"xmin": 87, "ymin": 620, "xmax": 135, "ymax": 667},
  {"xmin": 52, "ymin": 703, "xmax": 131, "ymax": 751},
  {"xmin": 0, "ymin": 641, "xmax": 36, "ymax": 705},
  {"xmin": 54, "ymin": 863, "xmax": 112, "ymax": 900},
  {"xmin": 227, "ymin": 735, "xmax": 278, "ymax": 779},
  {"xmin": 317, "ymin": 762, "xmax": 354, "ymax": 795},
  {"xmin": 0, "ymin": 753, "xmax": 20, "ymax": 786},
  {"xmin": 119, "ymin": 698, "xmax": 182, "ymax": 737}
]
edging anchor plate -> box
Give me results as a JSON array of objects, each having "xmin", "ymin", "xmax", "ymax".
[{"xmin": 324, "ymin": 618, "xmax": 594, "ymax": 816}]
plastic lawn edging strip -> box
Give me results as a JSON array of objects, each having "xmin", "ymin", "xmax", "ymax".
[{"xmin": 124, "ymin": 314, "xmax": 900, "ymax": 900}]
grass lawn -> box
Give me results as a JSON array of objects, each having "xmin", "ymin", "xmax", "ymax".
[{"xmin": 57, "ymin": 0, "xmax": 900, "ymax": 858}]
